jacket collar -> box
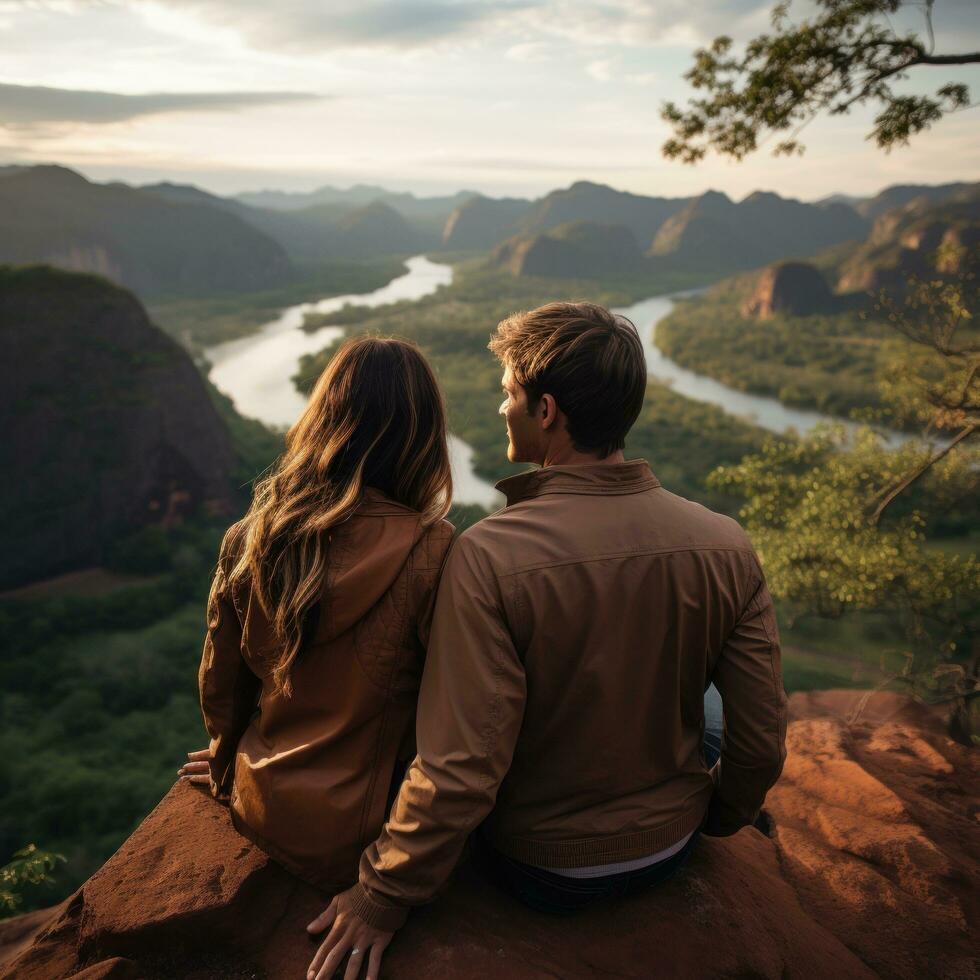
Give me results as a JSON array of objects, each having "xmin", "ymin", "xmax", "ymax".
[
  {"xmin": 495, "ymin": 460, "xmax": 660, "ymax": 507},
  {"xmin": 358, "ymin": 486, "xmax": 422, "ymax": 517}
]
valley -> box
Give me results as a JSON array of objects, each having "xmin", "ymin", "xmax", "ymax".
[{"xmin": 1, "ymin": 167, "xmax": 976, "ymax": 912}]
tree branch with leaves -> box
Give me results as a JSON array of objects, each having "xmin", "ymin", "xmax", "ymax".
[
  {"xmin": 662, "ymin": 0, "xmax": 978, "ymax": 163},
  {"xmin": 0, "ymin": 845, "xmax": 66, "ymax": 918}
]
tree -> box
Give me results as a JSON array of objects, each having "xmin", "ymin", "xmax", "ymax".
[
  {"xmin": 662, "ymin": 0, "xmax": 979, "ymax": 163},
  {"xmin": 711, "ymin": 243, "xmax": 979, "ymax": 737},
  {"xmin": 0, "ymin": 844, "xmax": 66, "ymax": 918},
  {"xmin": 661, "ymin": 0, "xmax": 980, "ymax": 739}
]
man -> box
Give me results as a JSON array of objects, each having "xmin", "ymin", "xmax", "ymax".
[{"xmin": 307, "ymin": 302, "xmax": 787, "ymax": 980}]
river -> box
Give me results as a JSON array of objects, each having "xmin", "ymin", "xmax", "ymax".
[
  {"xmin": 205, "ymin": 256, "xmax": 503, "ymax": 508},
  {"xmin": 205, "ymin": 256, "xmax": 904, "ymax": 511},
  {"xmin": 615, "ymin": 289, "xmax": 854, "ymax": 436}
]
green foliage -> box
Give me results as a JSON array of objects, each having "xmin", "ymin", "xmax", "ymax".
[
  {"xmin": 0, "ymin": 845, "xmax": 66, "ymax": 918},
  {"xmin": 0, "ymin": 593, "xmax": 215, "ymax": 908},
  {"xmin": 870, "ymin": 244, "xmax": 979, "ymax": 435},
  {"xmin": 662, "ymin": 0, "xmax": 976, "ymax": 163},
  {"xmin": 711, "ymin": 423, "xmax": 978, "ymax": 703},
  {"xmin": 107, "ymin": 526, "xmax": 173, "ymax": 575}
]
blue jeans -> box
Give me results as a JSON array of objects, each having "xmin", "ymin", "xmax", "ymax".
[{"xmin": 472, "ymin": 683, "xmax": 724, "ymax": 915}]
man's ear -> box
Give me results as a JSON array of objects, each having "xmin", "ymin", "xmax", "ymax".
[{"xmin": 539, "ymin": 393, "xmax": 559, "ymax": 431}]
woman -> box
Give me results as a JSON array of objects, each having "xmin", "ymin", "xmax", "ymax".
[{"xmin": 179, "ymin": 336, "xmax": 455, "ymax": 892}]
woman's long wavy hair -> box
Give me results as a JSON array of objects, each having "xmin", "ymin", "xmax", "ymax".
[{"xmin": 224, "ymin": 336, "xmax": 452, "ymax": 697}]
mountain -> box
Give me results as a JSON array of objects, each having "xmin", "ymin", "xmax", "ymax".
[
  {"xmin": 236, "ymin": 183, "xmax": 397, "ymax": 211},
  {"xmin": 817, "ymin": 193, "xmax": 864, "ymax": 208},
  {"xmin": 518, "ymin": 180, "xmax": 689, "ymax": 246},
  {"xmin": 332, "ymin": 200, "xmax": 424, "ymax": 257},
  {"xmin": 146, "ymin": 181, "xmax": 430, "ymax": 261},
  {"xmin": 741, "ymin": 261, "xmax": 836, "ymax": 319},
  {"xmin": 837, "ymin": 188, "xmax": 980, "ymax": 293},
  {"xmin": 442, "ymin": 195, "xmax": 530, "ymax": 249},
  {"xmin": 141, "ymin": 180, "xmax": 247, "ymax": 214},
  {"xmin": 0, "ymin": 266, "xmax": 236, "ymax": 588},
  {"xmin": 5, "ymin": 690, "xmax": 975, "ymax": 979},
  {"xmin": 650, "ymin": 190, "xmax": 867, "ymax": 268},
  {"xmin": 852, "ymin": 181, "xmax": 979, "ymax": 222},
  {"xmin": 250, "ymin": 200, "xmax": 425, "ymax": 261},
  {"xmin": 0, "ymin": 166, "xmax": 292, "ymax": 298},
  {"xmin": 236, "ymin": 184, "xmax": 475, "ymax": 215},
  {"xmin": 493, "ymin": 221, "xmax": 645, "ymax": 278},
  {"xmin": 489, "ymin": 186, "xmax": 871, "ymax": 281},
  {"xmin": 235, "ymin": 184, "xmax": 476, "ymax": 239}
]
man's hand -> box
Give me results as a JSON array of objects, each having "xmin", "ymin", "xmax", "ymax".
[
  {"xmin": 177, "ymin": 748, "xmax": 211, "ymax": 785},
  {"xmin": 307, "ymin": 888, "xmax": 395, "ymax": 980}
]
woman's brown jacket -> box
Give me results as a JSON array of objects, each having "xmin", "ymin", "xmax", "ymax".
[{"xmin": 198, "ymin": 489, "xmax": 454, "ymax": 892}]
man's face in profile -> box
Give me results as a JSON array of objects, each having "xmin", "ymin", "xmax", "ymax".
[{"xmin": 500, "ymin": 367, "xmax": 541, "ymax": 464}]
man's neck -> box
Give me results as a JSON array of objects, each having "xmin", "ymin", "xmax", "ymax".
[{"xmin": 540, "ymin": 447, "xmax": 627, "ymax": 468}]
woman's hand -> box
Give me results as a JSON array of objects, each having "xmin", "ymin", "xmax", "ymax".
[
  {"xmin": 306, "ymin": 888, "xmax": 395, "ymax": 980},
  {"xmin": 177, "ymin": 748, "xmax": 211, "ymax": 785}
]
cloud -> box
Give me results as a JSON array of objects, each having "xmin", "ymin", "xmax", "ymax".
[
  {"xmin": 156, "ymin": 0, "xmax": 530, "ymax": 51},
  {"xmin": 522, "ymin": 0, "xmax": 774, "ymax": 47},
  {"xmin": 586, "ymin": 59, "xmax": 613, "ymax": 82},
  {"xmin": 6, "ymin": 0, "xmax": 979, "ymax": 55},
  {"xmin": 505, "ymin": 40, "xmax": 552, "ymax": 62},
  {"xmin": 0, "ymin": 82, "xmax": 323, "ymax": 126},
  {"xmin": 0, "ymin": 0, "xmax": 821, "ymax": 55},
  {"xmin": 166, "ymin": 0, "xmax": 773, "ymax": 51}
]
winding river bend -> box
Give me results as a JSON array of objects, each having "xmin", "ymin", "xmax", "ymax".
[
  {"xmin": 616, "ymin": 289, "xmax": 853, "ymax": 436},
  {"xmin": 205, "ymin": 255, "xmax": 900, "ymax": 510},
  {"xmin": 206, "ymin": 256, "xmax": 502, "ymax": 508}
]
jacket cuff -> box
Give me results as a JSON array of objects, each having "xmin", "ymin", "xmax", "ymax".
[{"xmin": 347, "ymin": 882, "xmax": 409, "ymax": 932}]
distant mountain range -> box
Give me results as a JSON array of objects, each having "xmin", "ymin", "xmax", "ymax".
[
  {"xmin": 0, "ymin": 166, "xmax": 292, "ymax": 298},
  {"xmin": 488, "ymin": 186, "xmax": 873, "ymax": 279},
  {"xmin": 837, "ymin": 186, "xmax": 980, "ymax": 293},
  {"xmin": 1, "ymin": 163, "xmax": 976, "ymax": 294},
  {"xmin": 688, "ymin": 186, "xmax": 980, "ymax": 327},
  {"xmin": 650, "ymin": 190, "xmax": 866, "ymax": 266}
]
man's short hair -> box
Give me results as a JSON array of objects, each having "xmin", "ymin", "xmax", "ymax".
[{"xmin": 489, "ymin": 301, "xmax": 647, "ymax": 459}]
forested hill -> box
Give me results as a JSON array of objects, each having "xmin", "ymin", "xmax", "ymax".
[
  {"xmin": 0, "ymin": 167, "xmax": 292, "ymax": 298},
  {"xmin": 655, "ymin": 188, "xmax": 980, "ymax": 419},
  {"xmin": 145, "ymin": 182, "xmax": 432, "ymax": 263},
  {"xmin": 837, "ymin": 185, "xmax": 980, "ymax": 293},
  {"xmin": 0, "ymin": 266, "xmax": 238, "ymax": 589}
]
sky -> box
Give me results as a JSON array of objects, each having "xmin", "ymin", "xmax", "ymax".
[{"xmin": 1, "ymin": 0, "xmax": 978, "ymax": 202}]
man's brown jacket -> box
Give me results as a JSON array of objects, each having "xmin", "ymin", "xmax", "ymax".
[{"xmin": 349, "ymin": 460, "xmax": 788, "ymax": 929}]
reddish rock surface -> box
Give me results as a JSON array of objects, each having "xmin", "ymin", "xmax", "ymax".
[
  {"xmin": 770, "ymin": 690, "xmax": 979, "ymax": 980},
  {"xmin": 2, "ymin": 692, "xmax": 976, "ymax": 979}
]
